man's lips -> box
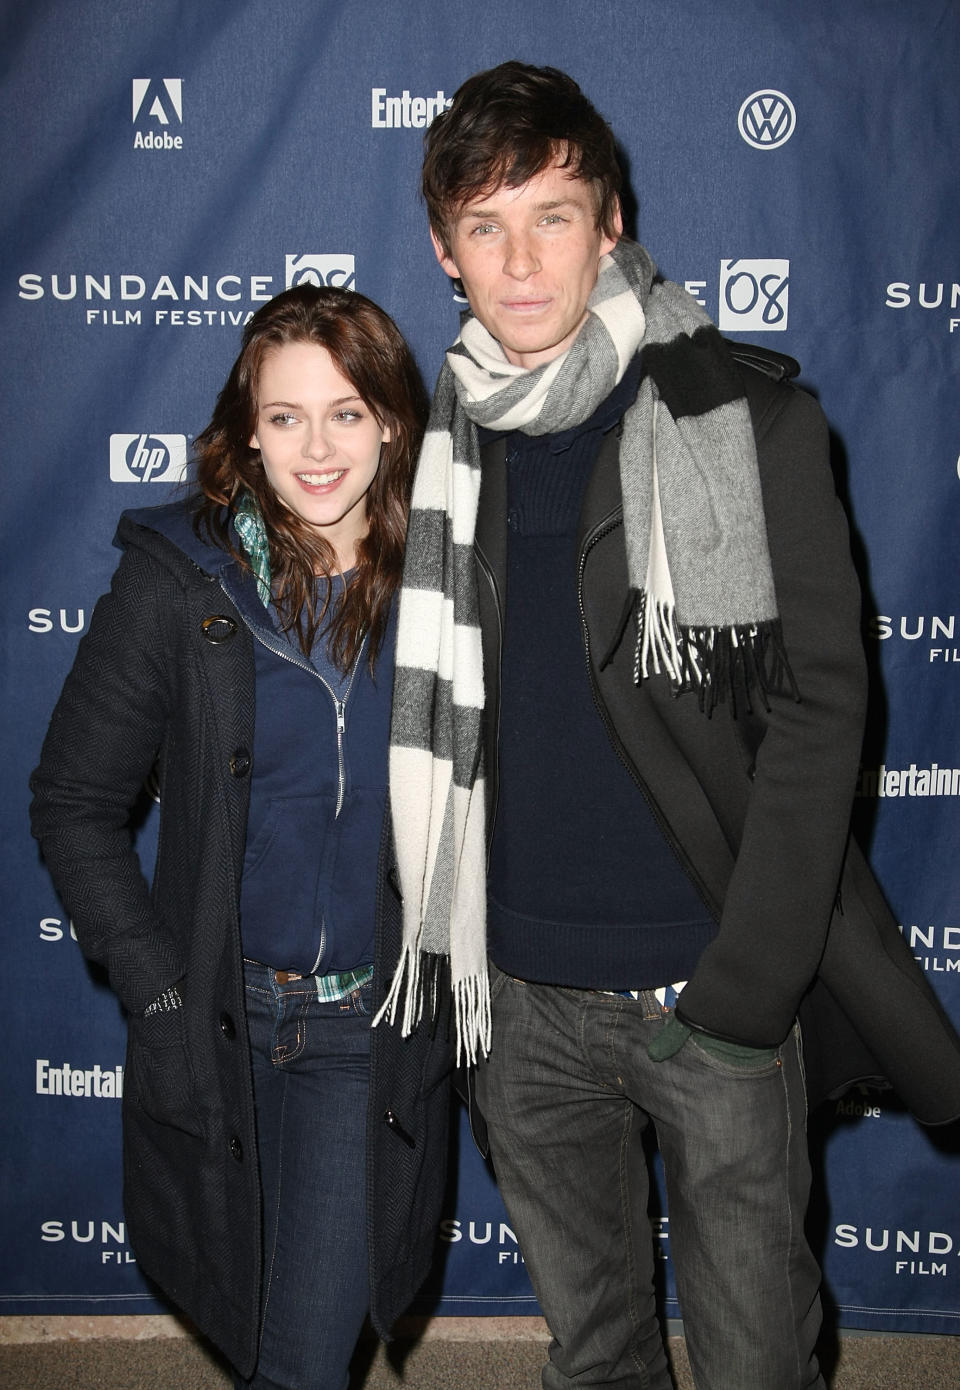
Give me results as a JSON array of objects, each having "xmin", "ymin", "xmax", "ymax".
[{"xmin": 501, "ymin": 298, "xmax": 553, "ymax": 313}]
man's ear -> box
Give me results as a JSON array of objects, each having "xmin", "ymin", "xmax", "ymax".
[
  {"xmin": 430, "ymin": 227, "xmax": 461, "ymax": 281},
  {"xmin": 600, "ymin": 198, "xmax": 624, "ymax": 258}
]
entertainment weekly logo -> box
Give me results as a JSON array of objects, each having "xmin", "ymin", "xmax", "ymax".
[
  {"xmin": 16, "ymin": 253, "xmax": 356, "ymax": 329},
  {"xmin": 370, "ymin": 86, "xmax": 452, "ymax": 128},
  {"xmin": 856, "ymin": 763, "xmax": 960, "ymax": 798},
  {"xmin": 684, "ymin": 260, "xmax": 790, "ymax": 332},
  {"xmin": 36, "ymin": 1059, "xmax": 124, "ymax": 1099}
]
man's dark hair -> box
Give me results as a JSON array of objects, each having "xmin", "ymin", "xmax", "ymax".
[{"xmin": 423, "ymin": 62, "xmax": 622, "ymax": 251}]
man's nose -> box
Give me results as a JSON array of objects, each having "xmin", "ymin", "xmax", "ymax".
[{"xmin": 502, "ymin": 234, "xmax": 540, "ymax": 280}]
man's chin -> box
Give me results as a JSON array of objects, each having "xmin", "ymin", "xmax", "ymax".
[{"xmin": 499, "ymin": 331, "xmax": 578, "ymax": 370}]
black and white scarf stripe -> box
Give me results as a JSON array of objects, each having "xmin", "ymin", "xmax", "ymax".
[{"xmin": 379, "ymin": 239, "xmax": 792, "ymax": 1062}]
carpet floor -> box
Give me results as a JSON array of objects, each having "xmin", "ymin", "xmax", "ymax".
[{"xmin": 1, "ymin": 1331, "xmax": 958, "ymax": 1389}]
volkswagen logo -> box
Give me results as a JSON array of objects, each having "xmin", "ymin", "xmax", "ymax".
[{"xmin": 738, "ymin": 90, "xmax": 796, "ymax": 149}]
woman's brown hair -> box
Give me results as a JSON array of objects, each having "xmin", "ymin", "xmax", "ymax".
[{"xmin": 193, "ymin": 284, "xmax": 427, "ymax": 672}]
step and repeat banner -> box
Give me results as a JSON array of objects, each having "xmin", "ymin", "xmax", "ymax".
[{"xmin": 2, "ymin": 0, "xmax": 958, "ymax": 1337}]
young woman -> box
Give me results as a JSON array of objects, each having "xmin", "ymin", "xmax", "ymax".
[{"xmin": 30, "ymin": 285, "xmax": 450, "ymax": 1390}]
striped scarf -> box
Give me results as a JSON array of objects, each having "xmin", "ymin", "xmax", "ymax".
[{"xmin": 379, "ymin": 238, "xmax": 791, "ymax": 1063}]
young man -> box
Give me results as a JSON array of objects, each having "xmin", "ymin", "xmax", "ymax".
[{"xmin": 382, "ymin": 62, "xmax": 960, "ymax": 1389}]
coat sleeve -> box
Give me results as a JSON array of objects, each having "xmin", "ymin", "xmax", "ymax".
[
  {"xmin": 30, "ymin": 546, "xmax": 187, "ymax": 1014},
  {"xmin": 676, "ymin": 384, "xmax": 868, "ymax": 1047}
]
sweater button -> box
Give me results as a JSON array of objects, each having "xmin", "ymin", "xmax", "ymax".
[
  {"xmin": 219, "ymin": 1011, "xmax": 236, "ymax": 1040},
  {"xmin": 229, "ymin": 749, "xmax": 251, "ymax": 777},
  {"xmin": 229, "ymin": 1135, "xmax": 243, "ymax": 1161},
  {"xmin": 201, "ymin": 614, "xmax": 238, "ymax": 644}
]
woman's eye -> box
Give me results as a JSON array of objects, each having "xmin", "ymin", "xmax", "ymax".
[
  {"xmin": 333, "ymin": 409, "xmax": 362, "ymax": 423},
  {"xmin": 268, "ymin": 411, "xmax": 297, "ymax": 426}
]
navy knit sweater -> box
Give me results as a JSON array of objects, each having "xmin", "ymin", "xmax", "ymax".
[{"xmin": 485, "ymin": 361, "xmax": 717, "ymax": 989}]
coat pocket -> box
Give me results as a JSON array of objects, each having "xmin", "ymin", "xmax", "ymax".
[{"xmin": 127, "ymin": 1003, "xmax": 204, "ymax": 1139}]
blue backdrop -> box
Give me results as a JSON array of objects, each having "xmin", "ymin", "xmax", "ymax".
[{"xmin": 3, "ymin": 0, "xmax": 959, "ymax": 1336}]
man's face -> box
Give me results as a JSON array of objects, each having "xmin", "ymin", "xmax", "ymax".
[{"xmin": 432, "ymin": 161, "xmax": 621, "ymax": 370}]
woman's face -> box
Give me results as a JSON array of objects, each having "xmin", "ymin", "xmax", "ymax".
[{"xmin": 250, "ymin": 341, "xmax": 390, "ymax": 568}]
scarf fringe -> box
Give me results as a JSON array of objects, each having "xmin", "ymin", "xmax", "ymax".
[
  {"xmin": 453, "ymin": 970, "xmax": 492, "ymax": 1068},
  {"xmin": 373, "ymin": 944, "xmax": 490, "ymax": 1066},
  {"xmin": 373, "ymin": 938, "xmax": 425, "ymax": 1037},
  {"xmin": 629, "ymin": 592, "xmax": 798, "ymax": 716}
]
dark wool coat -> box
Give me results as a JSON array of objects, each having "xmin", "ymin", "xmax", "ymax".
[
  {"xmin": 474, "ymin": 345, "xmax": 960, "ymax": 1126},
  {"xmin": 30, "ymin": 514, "xmax": 452, "ymax": 1378}
]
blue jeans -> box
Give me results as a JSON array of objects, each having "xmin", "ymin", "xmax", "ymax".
[
  {"xmin": 475, "ymin": 964, "xmax": 824, "ymax": 1390},
  {"xmin": 235, "ymin": 960, "xmax": 373, "ymax": 1390}
]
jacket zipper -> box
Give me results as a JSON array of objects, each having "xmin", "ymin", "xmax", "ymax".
[
  {"xmin": 575, "ymin": 513, "xmax": 721, "ymax": 919},
  {"xmin": 474, "ymin": 541, "xmax": 503, "ymax": 854}
]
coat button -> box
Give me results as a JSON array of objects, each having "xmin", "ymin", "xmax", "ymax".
[
  {"xmin": 201, "ymin": 614, "xmax": 238, "ymax": 644},
  {"xmin": 383, "ymin": 1109, "xmax": 415, "ymax": 1148},
  {"xmin": 229, "ymin": 1135, "xmax": 243, "ymax": 1161},
  {"xmin": 229, "ymin": 749, "xmax": 251, "ymax": 777},
  {"xmin": 219, "ymin": 1012, "xmax": 236, "ymax": 1040}
]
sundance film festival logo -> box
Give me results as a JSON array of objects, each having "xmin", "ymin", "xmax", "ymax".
[
  {"xmin": 868, "ymin": 611, "xmax": 960, "ymax": 666},
  {"xmin": 738, "ymin": 90, "xmax": 796, "ymax": 149},
  {"xmin": 901, "ymin": 922, "xmax": 960, "ymax": 978},
  {"xmin": 41, "ymin": 1219, "xmax": 136, "ymax": 1265},
  {"xmin": 885, "ymin": 280, "xmax": 960, "ymax": 334},
  {"xmin": 285, "ymin": 254, "xmax": 356, "ymax": 290},
  {"xmin": 717, "ymin": 259, "xmax": 789, "ymax": 331},
  {"xmin": 132, "ymin": 78, "xmax": 184, "ymax": 151},
  {"xmin": 19, "ymin": 253, "xmax": 357, "ymax": 327},
  {"xmin": 834, "ymin": 1224, "xmax": 957, "ymax": 1278},
  {"xmin": 110, "ymin": 434, "xmax": 188, "ymax": 482}
]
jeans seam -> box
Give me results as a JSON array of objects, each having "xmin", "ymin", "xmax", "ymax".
[
  {"xmin": 257, "ymin": 1070, "xmax": 287, "ymax": 1360},
  {"xmin": 617, "ymin": 1100, "xmax": 651, "ymax": 1386}
]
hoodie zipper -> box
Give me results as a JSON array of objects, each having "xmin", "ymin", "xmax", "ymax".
[{"xmin": 220, "ymin": 579, "xmax": 365, "ymax": 817}]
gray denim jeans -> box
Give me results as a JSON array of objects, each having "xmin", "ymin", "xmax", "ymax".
[{"xmin": 475, "ymin": 963, "xmax": 825, "ymax": 1390}]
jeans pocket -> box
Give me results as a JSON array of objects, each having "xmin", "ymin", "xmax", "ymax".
[
  {"xmin": 352, "ymin": 980, "xmax": 375, "ymax": 1017},
  {"xmin": 488, "ymin": 960, "xmax": 513, "ymax": 1006},
  {"xmin": 689, "ymin": 1032, "xmax": 780, "ymax": 1073}
]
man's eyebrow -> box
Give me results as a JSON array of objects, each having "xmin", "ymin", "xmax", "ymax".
[{"xmin": 458, "ymin": 195, "xmax": 588, "ymax": 221}]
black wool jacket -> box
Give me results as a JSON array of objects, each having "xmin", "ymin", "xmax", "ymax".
[
  {"xmin": 30, "ymin": 511, "xmax": 453, "ymax": 1377},
  {"xmin": 474, "ymin": 345, "xmax": 960, "ymax": 1125}
]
